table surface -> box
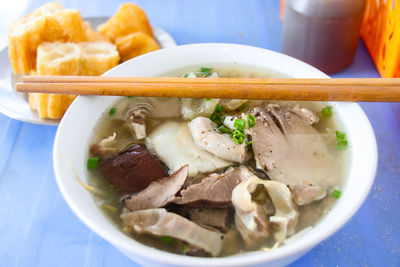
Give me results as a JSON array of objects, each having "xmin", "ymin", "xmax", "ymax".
[{"xmin": 0, "ymin": 1, "xmax": 399, "ymax": 267}]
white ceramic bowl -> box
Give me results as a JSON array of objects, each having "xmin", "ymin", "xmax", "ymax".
[{"xmin": 53, "ymin": 44, "xmax": 377, "ymax": 267}]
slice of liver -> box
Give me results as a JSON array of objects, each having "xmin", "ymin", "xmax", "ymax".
[
  {"xmin": 251, "ymin": 105, "xmax": 335, "ymax": 205},
  {"xmin": 173, "ymin": 167, "xmax": 243, "ymax": 208},
  {"xmin": 99, "ymin": 144, "xmax": 168, "ymax": 195},
  {"xmin": 187, "ymin": 207, "xmax": 231, "ymax": 233},
  {"xmin": 124, "ymin": 165, "xmax": 189, "ymax": 211}
]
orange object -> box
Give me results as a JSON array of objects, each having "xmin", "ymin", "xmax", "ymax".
[
  {"xmin": 361, "ymin": 0, "xmax": 400, "ymax": 78},
  {"xmin": 280, "ymin": 0, "xmax": 285, "ymax": 20}
]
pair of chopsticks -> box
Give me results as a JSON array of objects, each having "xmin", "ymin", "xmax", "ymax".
[{"xmin": 16, "ymin": 75, "xmax": 400, "ymax": 102}]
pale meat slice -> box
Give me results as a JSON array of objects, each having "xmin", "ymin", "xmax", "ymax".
[
  {"xmin": 124, "ymin": 165, "xmax": 189, "ymax": 211},
  {"xmin": 291, "ymin": 105, "xmax": 319, "ymax": 125},
  {"xmin": 147, "ymin": 121, "xmax": 231, "ymax": 177},
  {"xmin": 173, "ymin": 167, "xmax": 244, "ymax": 207},
  {"xmin": 189, "ymin": 116, "xmax": 246, "ymax": 163},
  {"xmin": 121, "ymin": 208, "xmax": 223, "ymax": 257},
  {"xmin": 232, "ymin": 174, "xmax": 298, "ymax": 248},
  {"xmin": 250, "ymin": 105, "xmax": 336, "ymax": 205}
]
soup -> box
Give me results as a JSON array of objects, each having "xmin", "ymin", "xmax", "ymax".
[{"xmin": 86, "ymin": 66, "xmax": 347, "ymax": 257}]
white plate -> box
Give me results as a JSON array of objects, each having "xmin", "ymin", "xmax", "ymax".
[{"xmin": 0, "ymin": 17, "xmax": 177, "ymax": 125}]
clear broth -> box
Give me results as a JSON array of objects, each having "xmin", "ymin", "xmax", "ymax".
[{"xmin": 87, "ymin": 65, "xmax": 348, "ymax": 256}]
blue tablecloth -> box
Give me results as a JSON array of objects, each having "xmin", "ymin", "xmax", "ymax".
[{"xmin": 0, "ymin": 1, "xmax": 399, "ymax": 266}]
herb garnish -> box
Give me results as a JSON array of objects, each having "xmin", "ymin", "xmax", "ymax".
[
  {"xmin": 332, "ymin": 189, "xmax": 341, "ymax": 199},
  {"xmin": 200, "ymin": 67, "xmax": 211, "ymax": 76},
  {"xmin": 233, "ymin": 118, "xmax": 246, "ymax": 132},
  {"xmin": 247, "ymin": 114, "xmax": 256, "ymax": 127},
  {"xmin": 108, "ymin": 107, "xmax": 117, "ymax": 117},
  {"xmin": 87, "ymin": 157, "xmax": 99, "ymax": 169},
  {"xmin": 336, "ymin": 130, "xmax": 348, "ymax": 150},
  {"xmin": 218, "ymin": 125, "xmax": 232, "ymax": 134},
  {"xmin": 209, "ymin": 104, "xmax": 224, "ymax": 126},
  {"xmin": 321, "ymin": 106, "xmax": 332, "ymax": 118},
  {"xmin": 183, "ymin": 244, "xmax": 189, "ymax": 254},
  {"xmin": 232, "ymin": 130, "xmax": 245, "ymax": 144},
  {"xmin": 160, "ymin": 236, "xmax": 174, "ymax": 244}
]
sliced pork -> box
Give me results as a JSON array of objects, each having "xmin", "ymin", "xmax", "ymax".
[
  {"xmin": 121, "ymin": 208, "xmax": 223, "ymax": 257},
  {"xmin": 232, "ymin": 174, "xmax": 298, "ymax": 248},
  {"xmin": 90, "ymin": 132, "xmax": 119, "ymax": 159},
  {"xmin": 250, "ymin": 105, "xmax": 335, "ymax": 205},
  {"xmin": 124, "ymin": 165, "xmax": 189, "ymax": 211},
  {"xmin": 187, "ymin": 207, "xmax": 231, "ymax": 233},
  {"xmin": 147, "ymin": 121, "xmax": 231, "ymax": 177},
  {"xmin": 99, "ymin": 144, "xmax": 168, "ymax": 195},
  {"xmin": 189, "ymin": 117, "xmax": 246, "ymax": 163},
  {"xmin": 291, "ymin": 105, "xmax": 319, "ymax": 125},
  {"xmin": 173, "ymin": 167, "xmax": 245, "ymax": 207}
]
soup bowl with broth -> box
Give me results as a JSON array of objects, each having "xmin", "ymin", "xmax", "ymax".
[{"xmin": 53, "ymin": 44, "xmax": 377, "ymax": 266}]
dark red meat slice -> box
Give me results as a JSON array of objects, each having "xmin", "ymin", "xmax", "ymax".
[{"xmin": 99, "ymin": 144, "xmax": 168, "ymax": 195}]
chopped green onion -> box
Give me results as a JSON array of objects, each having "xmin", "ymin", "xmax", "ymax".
[
  {"xmin": 321, "ymin": 106, "xmax": 332, "ymax": 118},
  {"xmin": 183, "ymin": 74, "xmax": 189, "ymax": 78},
  {"xmin": 218, "ymin": 125, "xmax": 232, "ymax": 134},
  {"xmin": 205, "ymin": 98, "xmax": 212, "ymax": 101},
  {"xmin": 87, "ymin": 157, "xmax": 99, "ymax": 169},
  {"xmin": 160, "ymin": 236, "xmax": 175, "ymax": 244},
  {"xmin": 336, "ymin": 131, "xmax": 346, "ymax": 140},
  {"xmin": 246, "ymin": 140, "xmax": 253, "ymax": 146},
  {"xmin": 214, "ymin": 104, "xmax": 223, "ymax": 113},
  {"xmin": 332, "ymin": 189, "xmax": 341, "ymax": 199},
  {"xmin": 126, "ymin": 96, "xmax": 135, "ymax": 99},
  {"xmin": 247, "ymin": 114, "xmax": 256, "ymax": 127},
  {"xmin": 335, "ymin": 130, "xmax": 348, "ymax": 150},
  {"xmin": 232, "ymin": 130, "xmax": 245, "ymax": 144},
  {"xmin": 234, "ymin": 119, "xmax": 246, "ymax": 132},
  {"xmin": 336, "ymin": 139, "xmax": 348, "ymax": 151},
  {"xmin": 210, "ymin": 112, "xmax": 221, "ymax": 124},
  {"xmin": 183, "ymin": 244, "xmax": 189, "ymax": 254},
  {"xmin": 209, "ymin": 104, "xmax": 224, "ymax": 125},
  {"xmin": 200, "ymin": 67, "xmax": 211, "ymax": 76},
  {"xmin": 236, "ymin": 101, "xmax": 249, "ymax": 112},
  {"xmin": 108, "ymin": 107, "xmax": 117, "ymax": 117}
]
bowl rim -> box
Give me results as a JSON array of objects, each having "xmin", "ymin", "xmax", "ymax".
[{"xmin": 53, "ymin": 43, "xmax": 377, "ymax": 266}]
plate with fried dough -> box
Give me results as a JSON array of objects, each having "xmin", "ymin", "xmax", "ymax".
[{"xmin": 1, "ymin": 3, "xmax": 176, "ymax": 125}]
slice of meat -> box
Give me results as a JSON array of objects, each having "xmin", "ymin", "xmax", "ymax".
[
  {"xmin": 121, "ymin": 208, "xmax": 223, "ymax": 257},
  {"xmin": 124, "ymin": 165, "xmax": 189, "ymax": 211},
  {"xmin": 148, "ymin": 121, "xmax": 231, "ymax": 177},
  {"xmin": 124, "ymin": 104, "xmax": 151, "ymax": 140},
  {"xmin": 99, "ymin": 144, "xmax": 168, "ymax": 195},
  {"xmin": 90, "ymin": 132, "xmax": 118, "ymax": 159},
  {"xmin": 188, "ymin": 117, "xmax": 246, "ymax": 163},
  {"xmin": 185, "ymin": 246, "xmax": 209, "ymax": 257},
  {"xmin": 173, "ymin": 167, "xmax": 244, "ymax": 207},
  {"xmin": 291, "ymin": 105, "xmax": 319, "ymax": 125},
  {"xmin": 232, "ymin": 174, "xmax": 298, "ymax": 248},
  {"xmin": 187, "ymin": 207, "xmax": 231, "ymax": 233},
  {"xmin": 234, "ymin": 208, "xmax": 270, "ymax": 248},
  {"xmin": 251, "ymin": 105, "xmax": 336, "ymax": 205},
  {"xmin": 289, "ymin": 184, "xmax": 327, "ymax": 206}
]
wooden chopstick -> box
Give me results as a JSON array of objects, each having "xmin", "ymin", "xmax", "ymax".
[{"xmin": 16, "ymin": 76, "xmax": 400, "ymax": 102}]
